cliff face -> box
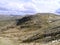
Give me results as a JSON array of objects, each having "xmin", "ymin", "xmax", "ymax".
[{"xmin": 0, "ymin": 13, "xmax": 60, "ymax": 45}]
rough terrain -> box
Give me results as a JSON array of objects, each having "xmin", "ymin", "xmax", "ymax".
[{"xmin": 0, "ymin": 13, "xmax": 60, "ymax": 45}]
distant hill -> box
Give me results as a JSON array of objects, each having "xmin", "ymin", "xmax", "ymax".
[{"xmin": 0, "ymin": 15, "xmax": 23, "ymax": 21}]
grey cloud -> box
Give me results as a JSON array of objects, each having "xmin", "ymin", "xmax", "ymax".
[
  {"xmin": 55, "ymin": 8, "xmax": 60, "ymax": 14},
  {"xmin": 0, "ymin": 7, "xmax": 9, "ymax": 11}
]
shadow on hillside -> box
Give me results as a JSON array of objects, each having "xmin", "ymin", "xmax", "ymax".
[{"xmin": 16, "ymin": 16, "xmax": 31, "ymax": 26}]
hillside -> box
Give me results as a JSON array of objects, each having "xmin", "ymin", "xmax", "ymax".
[{"xmin": 0, "ymin": 13, "xmax": 60, "ymax": 45}]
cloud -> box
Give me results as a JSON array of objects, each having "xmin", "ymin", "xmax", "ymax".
[
  {"xmin": 0, "ymin": 7, "xmax": 8, "ymax": 11},
  {"xmin": 55, "ymin": 8, "xmax": 60, "ymax": 14},
  {"xmin": 31, "ymin": 0, "xmax": 60, "ymax": 13},
  {"xmin": 0, "ymin": 0, "xmax": 60, "ymax": 15}
]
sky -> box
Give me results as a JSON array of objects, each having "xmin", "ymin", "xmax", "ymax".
[{"xmin": 0, "ymin": 0, "xmax": 60, "ymax": 15}]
